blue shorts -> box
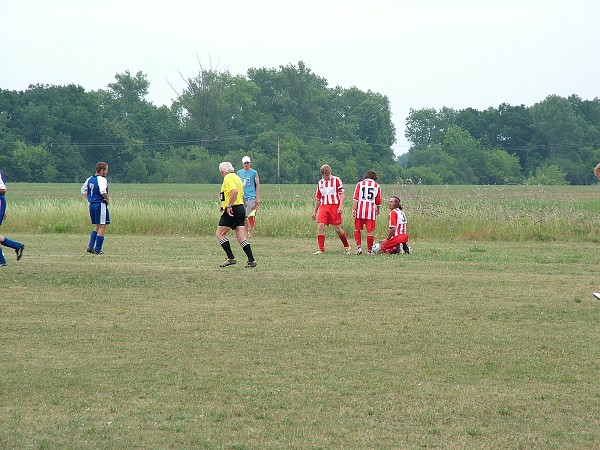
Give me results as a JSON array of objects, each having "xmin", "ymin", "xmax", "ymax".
[
  {"xmin": 89, "ymin": 202, "xmax": 110, "ymax": 225},
  {"xmin": 0, "ymin": 197, "xmax": 5, "ymax": 226}
]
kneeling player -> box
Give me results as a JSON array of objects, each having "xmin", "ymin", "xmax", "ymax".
[{"xmin": 377, "ymin": 196, "xmax": 411, "ymax": 254}]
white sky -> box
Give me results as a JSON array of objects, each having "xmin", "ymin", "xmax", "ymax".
[{"xmin": 1, "ymin": 0, "xmax": 599, "ymax": 155}]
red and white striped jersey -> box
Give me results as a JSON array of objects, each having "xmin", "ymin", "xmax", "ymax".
[
  {"xmin": 388, "ymin": 208, "xmax": 408, "ymax": 236},
  {"xmin": 316, "ymin": 176, "xmax": 344, "ymax": 205},
  {"xmin": 353, "ymin": 179, "xmax": 382, "ymax": 220}
]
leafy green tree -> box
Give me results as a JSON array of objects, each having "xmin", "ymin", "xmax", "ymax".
[
  {"xmin": 526, "ymin": 164, "xmax": 569, "ymax": 185},
  {"xmin": 479, "ymin": 149, "xmax": 522, "ymax": 184},
  {"xmin": 10, "ymin": 141, "xmax": 56, "ymax": 182}
]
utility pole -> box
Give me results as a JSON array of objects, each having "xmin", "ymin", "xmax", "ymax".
[{"xmin": 277, "ymin": 135, "xmax": 280, "ymax": 183}]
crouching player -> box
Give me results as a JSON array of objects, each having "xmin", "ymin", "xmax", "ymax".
[{"xmin": 376, "ymin": 196, "xmax": 411, "ymax": 255}]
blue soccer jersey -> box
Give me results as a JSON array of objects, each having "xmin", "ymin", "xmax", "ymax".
[
  {"xmin": 81, "ymin": 174, "xmax": 110, "ymax": 225},
  {"xmin": 237, "ymin": 168, "xmax": 257, "ymax": 201},
  {"xmin": 82, "ymin": 175, "xmax": 108, "ymax": 203}
]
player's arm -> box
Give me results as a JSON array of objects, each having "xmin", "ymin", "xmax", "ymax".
[
  {"xmin": 226, "ymin": 189, "xmax": 238, "ymax": 216},
  {"xmin": 352, "ymin": 199, "xmax": 358, "ymax": 217},
  {"xmin": 312, "ymin": 198, "xmax": 321, "ymax": 220},
  {"xmin": 80, "ymin": 181, "xmax": 88, "ymax": 200},
  {"xmin": 337, "ymin": 191, "xmax": 344, "ymax": 214},
  {"xmin": 255, "ymin": 173, "xmax": 260, "ymax": 206},
  {"xmin": 98, "ymin": 178, "xmax": 109, "ymax": 204}
]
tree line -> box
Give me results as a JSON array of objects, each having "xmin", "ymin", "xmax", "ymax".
[
  {"xmin": 400, "ymin": 96, "xmax": 600, "ymax": 185},
  {"xmin": 0, "ymin": 62, "xmax": 398, "ymax": 184},
  {"xmin": 1, "ymin": 61, "xmax": 598, "ymax": 185}
]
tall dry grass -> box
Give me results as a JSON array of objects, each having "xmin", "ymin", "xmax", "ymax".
[{"xmin": 3, "ymin": 183, "xmax": 600, "ymax": 241}]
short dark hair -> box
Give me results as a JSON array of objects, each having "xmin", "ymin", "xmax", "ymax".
[
  {"xmin": 364, "ymin": 170, "xmax": 378, "ymax": 182},
  {"xmin": 96, "ymin": 162, "xmax": 108, "ymax": 172}
]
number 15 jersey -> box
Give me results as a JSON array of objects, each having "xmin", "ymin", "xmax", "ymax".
[{"xmin": 353, "ymin": 179, "xmax": 382, "ymax": 220}]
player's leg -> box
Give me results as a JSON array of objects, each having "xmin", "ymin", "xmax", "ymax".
[
  {"xmin": 315, "ymin": 222, "xmax": 326, "ymax": 253},
  {"xmin": 216, "ymin": 225, "xmax": 236, "ymax": 262},
  {"xmin": 0, "ymin": 234, "xmax": 25, "ymax": 261},
  {"xmin": 380, "ymin": 236, "xmax": 402, "ymax": 254},
  {"xmin": 94, "ymin": 224, "xmax": 107, "ymax": 254},
  {"xmin": 354, "ymin": 218, "xmax": 363, "ymax": 254},
  {"xmin": 333, "ymin": 224, "xmax": 350, "ymax": 253},
  {"xmin": 0, "ymin": 235, "xmax": 6, "ymax": 265},
  {"xmin": 366, "ymin": 220, "xmax": 376, "ymax": 253},
  {"xmin": 234, "ymin": 225, "xmax": 256, "ymax": 267},
  {"xmin": 246, "ymin": 199, "xmax": 256, "ymax": 238}
]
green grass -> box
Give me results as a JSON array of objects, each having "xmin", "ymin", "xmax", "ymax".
[
  {"xmin": 5, "ymin": 183, "xmax": 600, "ymax": 241},
  {"xmin": 2, "ymin": 233, "xmax": 600, "ymax": 448},
  {"xmin": 2, "ymin": 183, "xmax": 600, "ymax": 447}
]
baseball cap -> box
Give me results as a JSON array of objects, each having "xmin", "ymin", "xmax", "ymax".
[{"xmin": 242, "ymin": 156, "xmax": 251, "ymax": 163}]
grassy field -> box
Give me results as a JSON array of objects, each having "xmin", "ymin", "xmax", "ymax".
[
  {"xmin": 1, "ymin": 184, "xmax": 600, "ymax": 448},
  {"xmin": 4, "ymin": 183, "xmax": 600, "ymax": 241}
]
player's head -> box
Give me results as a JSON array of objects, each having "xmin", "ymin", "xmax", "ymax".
[
  {"xmin": 219, "ymin": 161, "xmax": 235, "ymax": 175},
  {"xmin": 95, "ymin": 162, "xmax": 108, "ymax": 176},
  {"xmin": 320, "ymin": 164, "xmax": 332, "ymax": 180},
  {"xmin": 364, "ymin": 170, "xmax": 378, "ymax": 182},
  {"xmin": 242, "ymin": 155, "xmax": 251, "ymax": 168},
  {"xmin": 389, "ymin": 196, "xmax": 402, "ymax": 209},
  {"xmin": 594, "ymin": 163, "xmax": 600, "ymax": 180}
]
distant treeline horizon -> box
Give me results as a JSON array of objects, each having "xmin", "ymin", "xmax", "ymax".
[{"xmin": 1, "ymin": 62, "xmax": 598, "ymax": 185}]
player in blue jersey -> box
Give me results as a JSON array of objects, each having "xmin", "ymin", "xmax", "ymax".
[
  {"xmin": 0, "ymin": 171, "xmax": 25, "ymax": 266},
  {"xmin": 81, "ymin": 162, "xmax": 110, "ymax": 255},
  {"xmin": 237, "ymin": 155, "xmax": 260, "ymax": 239}
]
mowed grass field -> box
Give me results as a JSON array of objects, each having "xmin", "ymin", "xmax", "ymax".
[{"xmin": 2, "ymin": 183, "xmax": 600, "ymax": 448}]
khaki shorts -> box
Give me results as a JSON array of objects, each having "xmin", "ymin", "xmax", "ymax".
[{"xmin": 244, "ymin": 199, "xmax": 257, "ymax": 217}]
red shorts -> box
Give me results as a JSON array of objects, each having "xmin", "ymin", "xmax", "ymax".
[
  {"xmin": 317, "ymin": 204, "xmax": 342, "ymax": 226},
  {"xmin": 380, "ymin": 234, "xmax": 408, "ymax": 253},
  {"xmin": 354, "ymin": 218, "xmax": 377, "ymax": 233}
]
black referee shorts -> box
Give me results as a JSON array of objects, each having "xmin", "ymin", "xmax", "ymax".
[{"xmin": 218, "ymin": 204, "xmax": 246, "ymax": 229}]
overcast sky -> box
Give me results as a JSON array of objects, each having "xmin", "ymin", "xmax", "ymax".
[{"xmin": 1, "ymin": 0, "xmax": 599, "ymax": 155}]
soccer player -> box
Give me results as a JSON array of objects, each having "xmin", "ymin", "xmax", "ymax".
[
  {"xmin": 81, "ymin": 162, "xmax": 110, "ymax": 255},
  {"xmin": 376, "ymin": 196, "xmax": 411, "ymax": 255},
  {"xmin": 237, "ymin": 155, "xmax": 260, "ymax": 239},
  {"xmin": 311, "ymin": 164, "xmax": 350, "ymax": 254},
  {"xmin": 217, "ymin": 161, "xmax": 256, "ymax": 268},
  {"xmin": 0, "ymin": 171, "xmax": 25, "ymax": 266},
  {"xmin": 352, "ymin": 170, "xmax": 382, "ymax": 255}
]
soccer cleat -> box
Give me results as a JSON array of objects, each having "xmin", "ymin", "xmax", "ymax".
[
  {"xmin": 356, "ymin": 246, "xmax": 362, "ymax": 255},
  {"xmin": 244, "ymin": 261, "xmax": 257, "ymax": 268},
  {"xmin": 366, "ymin": 251, "xmax": 375, "ymax": 256},
  {"xmin": 16, "ymin": 244, "xmax": 24, "ymax": 261},
  {"xmin": 593, "ymin": 292, "xmax": 600, "ymax": 300},
  {"xmin": 219, "ymin": 259, "xmax": 237, "ymax": 267},
  {"xmin": 94, "ymin": 251, "xmax": 103, "ymax": 255},
  {"xmin": 86, "ymin": 247, "xmax": 94, "ymax": 254},
  {"xmin": 0, "ymin": 263, "xmax": 6, "ymax": 267},
  {"xmin": 312, "ymin": 250, "xmax": 324, "ymax": 255},
  {"xmin": 403, "ymin": 244, "xmax": 412, "ymax": 254},
  {"xmin": 344, "ymin": 247, "xmax": 351, "ymax": 254}
]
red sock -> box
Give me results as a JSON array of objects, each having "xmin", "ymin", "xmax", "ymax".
[
  {"xmin": 354, "ymin": 231, "xmax": 362, "ymax": 248},
  {"xmin": 339, "ymin": 233, "xmax": 349, "ymax": 248},
  {"xmin": 318, "ymin": 234, "xmax": 325, "ymax": 251},
  {"xmin": 367, "ymin": 236, "xmax": 374, "ymax": 251}
]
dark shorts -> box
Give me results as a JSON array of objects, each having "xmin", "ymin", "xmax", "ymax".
[
  {"xmin": 0, "ymin": 197, "xmax": 5, "ymax": 226},
  {"xmin": 89, "ymin": 202, "xmax": 110, "ymax": 225},
  {"xmin": 218, "ymin": 204, "xmax": 246, "ymax": 229}
]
